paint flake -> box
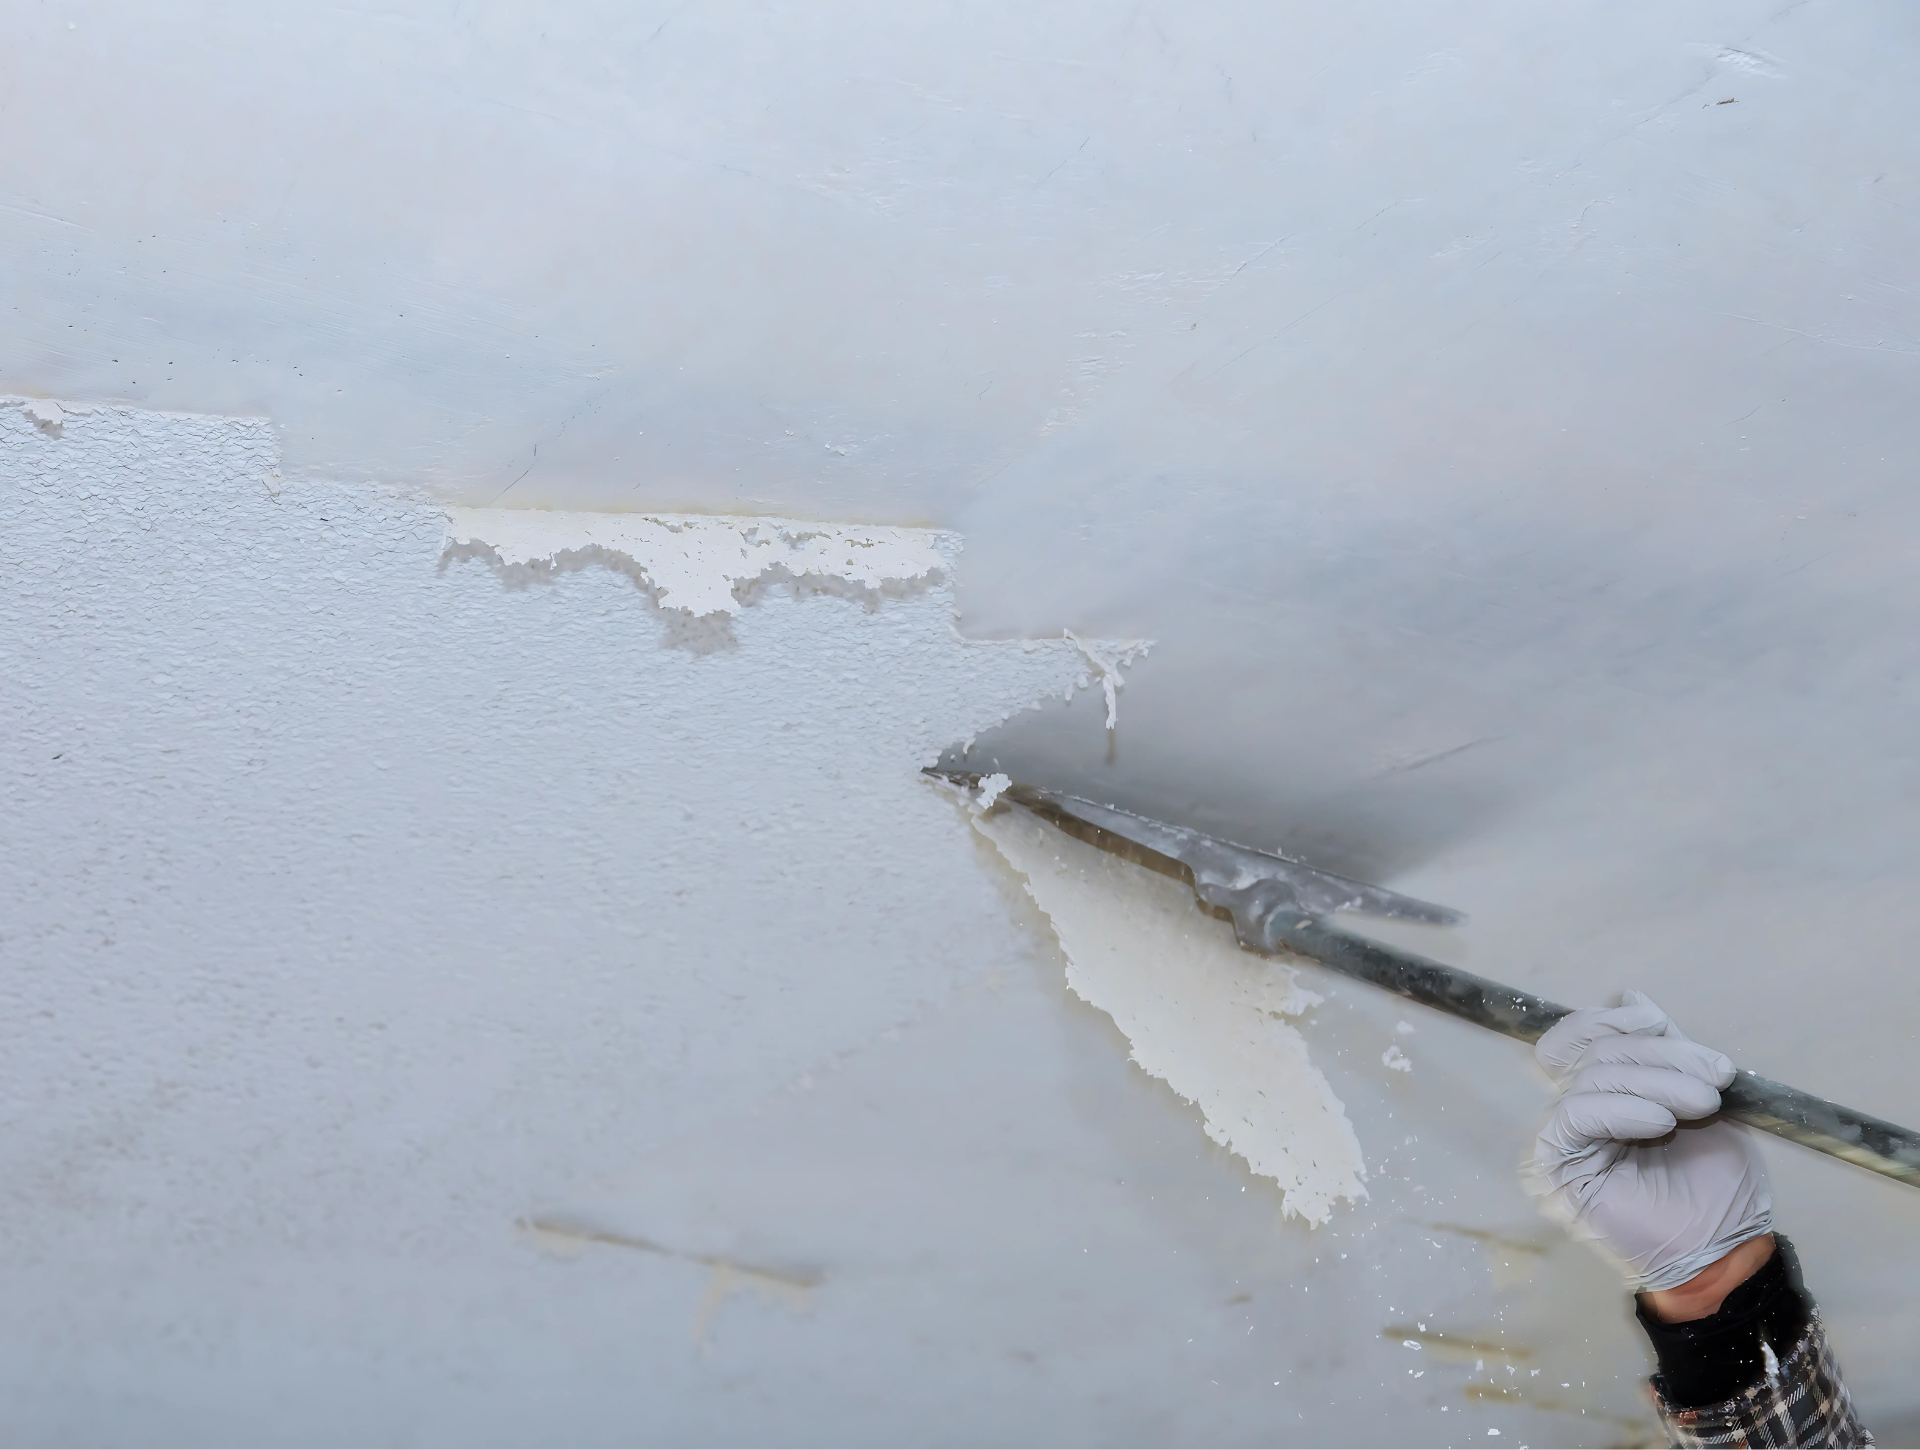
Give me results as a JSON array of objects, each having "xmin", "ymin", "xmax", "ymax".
[
  {"xmin": 17, "ymin": 398, "xmax": 64, "ymax": 434},
  {"xmin": 973, "ymin": 773, "xmax": 1013, "ymax": 811}
]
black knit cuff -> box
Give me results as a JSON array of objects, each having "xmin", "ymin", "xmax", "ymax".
[{"xmin": 1635, "ymin": 1236, "xmax": 1813, "ymax": 1409}]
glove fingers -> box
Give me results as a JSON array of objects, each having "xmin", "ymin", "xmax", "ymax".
[
  {"xmin": 1620, "ymin": 989, "xmax": 1701, "ymax": 1046},
  {"xmin": 1578, "ymin": 1034, "xmax": 1736, "ymax": 1089},
  {"xmin": 1547, "ymin": 1089, "xmax": 1679, "ymax": 1151},
  {"xmin": 1536, "ymin": 997, "xmax": 1674, "ymax": 1078},
  {"xmin": 1569, "ymin": 1062, "xmax": 1724, "ymax": 1122}
]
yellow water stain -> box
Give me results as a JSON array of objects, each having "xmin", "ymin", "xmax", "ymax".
[
  {"xmin": 1424, "ymin": 1221, "xmax": 1553, "ymax": 1289},
  {"xmin": 1382, "ymin": 1325, "xmax": 1533, "ymax": 1363},
  {"xmin": 517, "ymin": 1216, "xmax": 820, "ymax": 1345}
]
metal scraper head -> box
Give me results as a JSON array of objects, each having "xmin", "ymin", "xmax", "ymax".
[{"xmin": 929, "ymin": 769, "xmax": 1463, "ymax": 952}]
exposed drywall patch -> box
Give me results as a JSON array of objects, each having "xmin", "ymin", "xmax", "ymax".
[
  {"xmin": 971, "ymin": 801, "xmax": 1367, "ymax": 1225},
  {"xmin": 444, "ymin": 507, "xmax": 950, "ymax": 617}
]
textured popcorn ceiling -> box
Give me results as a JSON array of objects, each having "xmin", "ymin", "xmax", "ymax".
[{"xmin": 4, "ymin": 1, "xmax": 1920, "ymax": 1441}]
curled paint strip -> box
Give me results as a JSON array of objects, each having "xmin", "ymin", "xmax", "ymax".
[{"xmin": 1064, "ymin": 630, "xmax": 1154, "ymax": 729}]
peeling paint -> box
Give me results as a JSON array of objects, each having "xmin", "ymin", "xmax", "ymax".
[
  {"xmin": 2, "ymin": 401, "xmax": 1174, "ymax": 1442},
  {"xmin": 1064, "ymin": 630, "xmax": 1153, "ymax": 730},
  {"xmin": 971, "ymin": 801, "xmax": 1367, "ymax": 1225},
  {"xmin": 17, "ymin": 398, "xmax": 64, "ymax": 435},
  {"xmin": 444, "ymin": 507, "xmax": 950, "ymax": 618}
]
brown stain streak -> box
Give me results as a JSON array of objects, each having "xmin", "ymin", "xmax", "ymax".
[
  {"xmin": 517, "ymin": 1216, "xmax": 821, "ymax": 1289},
  {"xmin": 1382, "ymin": 1324, "xmax": 1533, "ymax": 1361},
  {"xmin": 1424, "ymin": 1221, "xmax": 1553, "ymax": 1255}
]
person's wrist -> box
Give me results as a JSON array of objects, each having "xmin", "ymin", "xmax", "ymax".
[{"xmin": 1640, "ymin": 1233, "xmax": 1776, "ymax": 1324}]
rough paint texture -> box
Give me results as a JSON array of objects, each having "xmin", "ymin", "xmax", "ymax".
[
  {"xmin": 0, "ymin": 402, "xmax": 1102, "ymax": 1440},
  {"xmin": 973, "ymin": 803, "xmax": 1366, "ymax": 1224}
]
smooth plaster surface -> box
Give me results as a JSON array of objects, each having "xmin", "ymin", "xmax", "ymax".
[{"xmin": 4, "ymin": 1, "xmax": 1920, "ymax": 1443}]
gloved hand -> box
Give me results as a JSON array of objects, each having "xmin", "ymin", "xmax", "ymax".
[{"xmin": 1529, "ymin": 990, "xmax": 1772, "ymax": 1292}]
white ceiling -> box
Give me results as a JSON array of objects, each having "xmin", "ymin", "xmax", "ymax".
[
  {"xmin": 8, "ymin": 3, "xmax": 1917, "ymax": 857},
  {"xmin": 7, "ymin": 2, "xmax": 1920, "ymax": 1401}
]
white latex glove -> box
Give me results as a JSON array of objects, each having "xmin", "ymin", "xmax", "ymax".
[{"xmin": 1529, "ymin": 990, "xmax": 1772, "ymax": 1292}]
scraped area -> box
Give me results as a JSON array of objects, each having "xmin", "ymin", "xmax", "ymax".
[
  {"xmin": 972, "ymin": 802, "xmax": 1367, "ymax": 1225},
  {"xmin": 445, "ymin": 506, "xmax": 949, "ymax": 617}
]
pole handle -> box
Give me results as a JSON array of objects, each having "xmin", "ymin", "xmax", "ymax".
[{"xmin": 1266, "ymin": 917, "xmax": 1920, "ymax": 1190}]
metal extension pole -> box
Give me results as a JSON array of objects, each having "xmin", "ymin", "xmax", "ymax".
[{"xmin": 1265, "ymin": 916, "xmax": 1920, "ymax": 1190}]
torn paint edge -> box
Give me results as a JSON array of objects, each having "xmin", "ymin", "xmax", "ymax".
[
  {"xmin": 969, "ymin": 801, "xmax": 1370, "ymax": 1226},
  {"xmin": 445, "ymin": 506, "xmax": 953, "ymax": 618},
  {"xmin": 448, "ymin": 507, "xmax": 1156, "ymax": 730}
]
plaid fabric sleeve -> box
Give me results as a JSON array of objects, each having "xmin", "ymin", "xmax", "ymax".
[{"xmin": 1653, "ymin": 1313, "xmax": 1873, "ymax": 1448}]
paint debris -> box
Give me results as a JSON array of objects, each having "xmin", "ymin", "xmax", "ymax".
[
  {"xmin": 1064, "ymin": 630, "xmax": 1153, "ymax": 729},
  {"xmin": 1386, "ymin": 1325, "xmax": 1532, "ymax": 1364},
  {"xmin": 972, "ymin": 802, "xmax": 1367, "ymax": 1224},
  {"xmin": 1383, "ymin": 1044, "xmax": 1413, "ymax": 1073},
  {"xmin": 974, "ymin": 772, "xmax": 1013, "ymax": 811},
  {"xmin": 445, "ymin": 508, "xmax": 949, "ymax": 617}
]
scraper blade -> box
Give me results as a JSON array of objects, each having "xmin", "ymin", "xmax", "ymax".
[
  {"xmin": 931, "ymin": 767, "xmax": 1920, "ymax": 1191},
  {"xmin": 927, "ymin": 769, "xmax": 1463, "ymax": 951}
]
